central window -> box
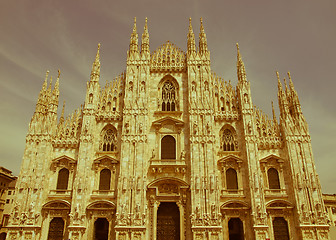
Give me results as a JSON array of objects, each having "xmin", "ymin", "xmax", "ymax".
[
  {"xmin": 161, "ymin": 81, "xmax": 176, "ymax": 111},
  {"xmin": 161, "ymin": 135, "xmax": 176, "ymax": 159},
  {"xmin": 100, "ymin": 125, "xmax": 117, "ymax": 152}
]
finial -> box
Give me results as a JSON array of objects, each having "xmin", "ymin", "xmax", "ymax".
[
  {"xmin": 133, "ymin": 17, "xmax": 137, "ymax": 32},
  {"xmin": 45, "ymin": 70, "xmax": 50, "ymax": 80},
  {"xmin": 189, "ymin": 17, "xmax": 192, "ymax": 23},
  {"xmin": 200, "ymin": 17, "xmax": 204, "ymax": 32},
  {"xmin": 236, "ymin": 43, "xmax": 241, "ymax": 59},
  {"xmin": 61, "ymin": 101, "xmax": 65, "ymax": 116},
  {"xmin": 272, "ymin": 101, "xmax": 276, "ymax": 121},
  {"xmin": 287, "ymin": 71, "xmax": 291, "ymax": 80},
  {"xmin": 276, "ymin": 71, "xmax": 281, "ymax": 83},
  {"xmin": 57, "ymin": 69, "xmax": 61, "ymax": 79}
]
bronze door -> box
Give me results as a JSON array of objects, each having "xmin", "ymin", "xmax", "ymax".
[{"xmin": 157, "ymin": 202, "xmax": 180, "ymax": 240}]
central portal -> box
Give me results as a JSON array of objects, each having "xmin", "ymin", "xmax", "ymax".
[{"xmin": 157, "ymin": 202, "xmax": 180, "ymax": 240}]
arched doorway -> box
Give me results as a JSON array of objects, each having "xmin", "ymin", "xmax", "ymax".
[
  {"xmin": 157, "ymin": 202, "xmax": 180, "ymax": 240},
  {"xmin": 228, "ymin": 218, "xmax": 244, "ymax": 240},
  {"xmin": 47, "ymin": 217, "xmax": 64, "ymax": 240},
  {"xmin": 94, "ymin": 218, "xmax": 109, "ymax": 240},
  {"xmin": 0, "ymin": 233, "xmax": 7, "ymax": 240},
  {"xmin": 273, "ymin": 217, "xmax": 289, "ymax": 240}
]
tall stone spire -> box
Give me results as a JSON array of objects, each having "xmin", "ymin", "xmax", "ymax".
[
  {"xmin": 90, "ymin": 43, "xmax": 101, "ymax": 82},
  {"xmin": 141, "ymin": 17, "xmax": 150, "ymax": 56},
  {"xmin": 187, "ymin": 17, "xmax": 196, "ymax": 54},
  {"xmin": 198, "ymin": 18, "xmax": 208, "ymax": 54},
  {"xmin": 236, "ymin": 43, "xmax": 247, "ymax": 84},
  {"xmin": 129, "ymin": 17, "xmax": 139, "ymax": 54}
]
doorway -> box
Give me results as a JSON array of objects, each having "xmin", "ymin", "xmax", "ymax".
[
  {"xmin": 228, "ymin": 218, "xmax": 244, "ymax": 240},
  {"xmin": 94, "ymin": 218, "xmax": 109, "ymax": 240},
  {"xmin": 273, "ymin": 217, "xmax": 290, "ymax": 240},
  {"xmin": 47, "ymin": 217, "xmax": 64, "ymax": 240},
  {"xmin": 157, "ymin": 202, "xmax": 180, "ymax": 240}
]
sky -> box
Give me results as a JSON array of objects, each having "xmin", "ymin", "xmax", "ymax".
[{"xmin": 0, "ymin": 0, "xmax": 335, "ymax": 193}]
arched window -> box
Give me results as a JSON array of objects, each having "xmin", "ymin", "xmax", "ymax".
[
  {"xmin": 268, "ymin": 168, "xmax": 280, "ymax": 189},
  {"xmin": 161, "ymin": 81, "xmax": 176, "ymax": 111},
  {"xmin": 101, "ymin": 126, "xmax": 117, "ymax": 152},
  {"xmin": 56, "ymin": 168, "xmax": 69, "ymax": 190},
  {"xmin": 222, "ymin": 129, "xmax": 236, "ymax": 151},
  {"xmin": 273, "ymin": 217, "xmax": 290, "ymax": 240},
  {"xmin": 47, "ymin": 217, "xmax": 64, "ymax": 240},
  {"xmin": 161, "ymin": 135, "xmax": 176, "ymax": 159},
  {"xmin": 226, "ymin": 168, "xmax": 238, "ymax": 190},
  {"xmin": 99, "ymin": 169, "xmax": 111, "ymax": 191}
]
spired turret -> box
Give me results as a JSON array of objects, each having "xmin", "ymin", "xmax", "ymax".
[
  {"xmin": 141, "ymin": 17, "xmax": 150, "ymax": 59},
  {"xmin": 85, "ymin": 44, "xmax": 101, "ymax": 111},
  {"xmin": 127, "ymin": 17, "xmax": 139, "ymax": 61},
  {"xmin": 198, "ymin": 18, "xmax": 208, "ymax": 56},
  {"xmin": 187, "ymin": 18, "xmax": 196, "ymax": 57}
]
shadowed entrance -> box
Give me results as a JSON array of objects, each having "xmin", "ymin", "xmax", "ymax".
[
  {"xmin": 94, "ymin": 218, "xmax": 109, "ymax": 240},
  {"xmin": 157, "ymin": 202, "xmax": 180, "ymax": 240},
  {"xmin": 228, "ymin": 218, "xmax": 244, "ymax": 240},
  {"xmin": 47, "ymin": 217, "xmax": 64, "ymax": 240}
]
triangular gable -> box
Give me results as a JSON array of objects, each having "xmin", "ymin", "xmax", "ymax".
[
  {"xmin": 94, "ymin": 155, "xmax": 119, "ymax": 164},
  {"xmin": 218, "ymin": 154, "xmax": 243, "ymax": 164},
  {"xmin": 52, "ymin": 155, "xmax": 76, "ymax": 164},
  {"xmin": 152, "ymin": 116, "xmax": 184, "ymax": 129},
  {"xmin": 260, "ymin": 154, "xmax": 284, "ymax": 164}
]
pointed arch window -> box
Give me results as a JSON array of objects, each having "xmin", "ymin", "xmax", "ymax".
[
  {"xmin": 221, "ymin": 129, "xmax": 236, "ymax": 151},
  {"xmin": 226, "ymin": 168, "xmax": 238, "ymax": 190},
  {"xmin": 56, "ymin": 168, "xmax": 69, "ymax": 190},
  {"xmin": 101, "ymin": 126, "xmax": 117, "ymax": 152},
  {"xmin": 99, "ymin": 169, "xmax": 111, "ymax": 191},
  {"xmin": 268, "ymin": 168, "xmax": 281, "ymax": 189},
  {"xmin": 161, "ymin": 135, "xmax": 176, "ymax": 159},
  {"xmin": 161, "ymin": 81, "xmax": 176, "ymax": 111}
]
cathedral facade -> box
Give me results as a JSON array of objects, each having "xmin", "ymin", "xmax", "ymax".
[{"xmin": 6, "ymin": 18, "xmax": 331, "ymax": 240}]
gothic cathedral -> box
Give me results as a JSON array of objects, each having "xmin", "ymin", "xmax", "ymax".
[{"xmin": 6, "ymin": 18, "xmax": 330, "ymax": 240}]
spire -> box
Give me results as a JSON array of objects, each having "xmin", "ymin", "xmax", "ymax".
[
  {"xmin": 198, "ymin": 18, "xmax": 208, "ymax": 54},
  {"xmin": 141, "ymin": 17, "xmax": 150, "ymax": 56},
  {"xmin": 287, "ymin": 71, "xmax": 295, "ymax": 92},
  {"xmin": 187, "ymin": 17, "xmax": 196, "ymax": 54},
  {"xmin": 47, "ymin": 75, "xmax": 52, "ymax": 97},
  {"xmin": 129, "ymin": 17, "xmax": 139, "ymax": 53},
  {"xmin": 53, "ymin": 69, "xmax": 60, "ymax": 96},
  {"xmin": 90, "ymin": 43, "xmax": 101, "ymax": 82},
  {"xmin": 42, "ymin": 70, "xmax": 49, "ymax": 91},
  {"xmin": 236, "ymin": 43, "xmax": 247, "ymax": 83},
  {"xmin": 271, "ymin": 101, "xmax": 277, "ymax": 122},
  {"xmin": 36, "ymin": 70, "xmax": 49, "ymax": 114},
  {"xmin": 59, "ymin": 101, "xmax": 65, "ymax": 125}
]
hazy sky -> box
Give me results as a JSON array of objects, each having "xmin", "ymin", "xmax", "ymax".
[{"xmin": 0, "ymin": 0, "xmax": 335, "ymax": 193}]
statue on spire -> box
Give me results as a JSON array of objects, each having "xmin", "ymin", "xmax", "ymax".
[
  {"xmin": 90, "ymin": 43, "xmax": 101, "ymax": 82},
  {"xmin": 141, "ymin": 17, "xmax": 150, "ymax": 56},
  {"xmin": 187, "ymin": 18, "xmax": 196, "ymax": 54},
  {"xmin": 199, "ymin": 18, "xmax": 208, "ymax": 54},
  {"xmin": 129, "ymin": 17, "xmax": 139, "ymax": 54},
  {"xmin": 236, "ymin": 43, "xmax": 247, "ymax": 84}
]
